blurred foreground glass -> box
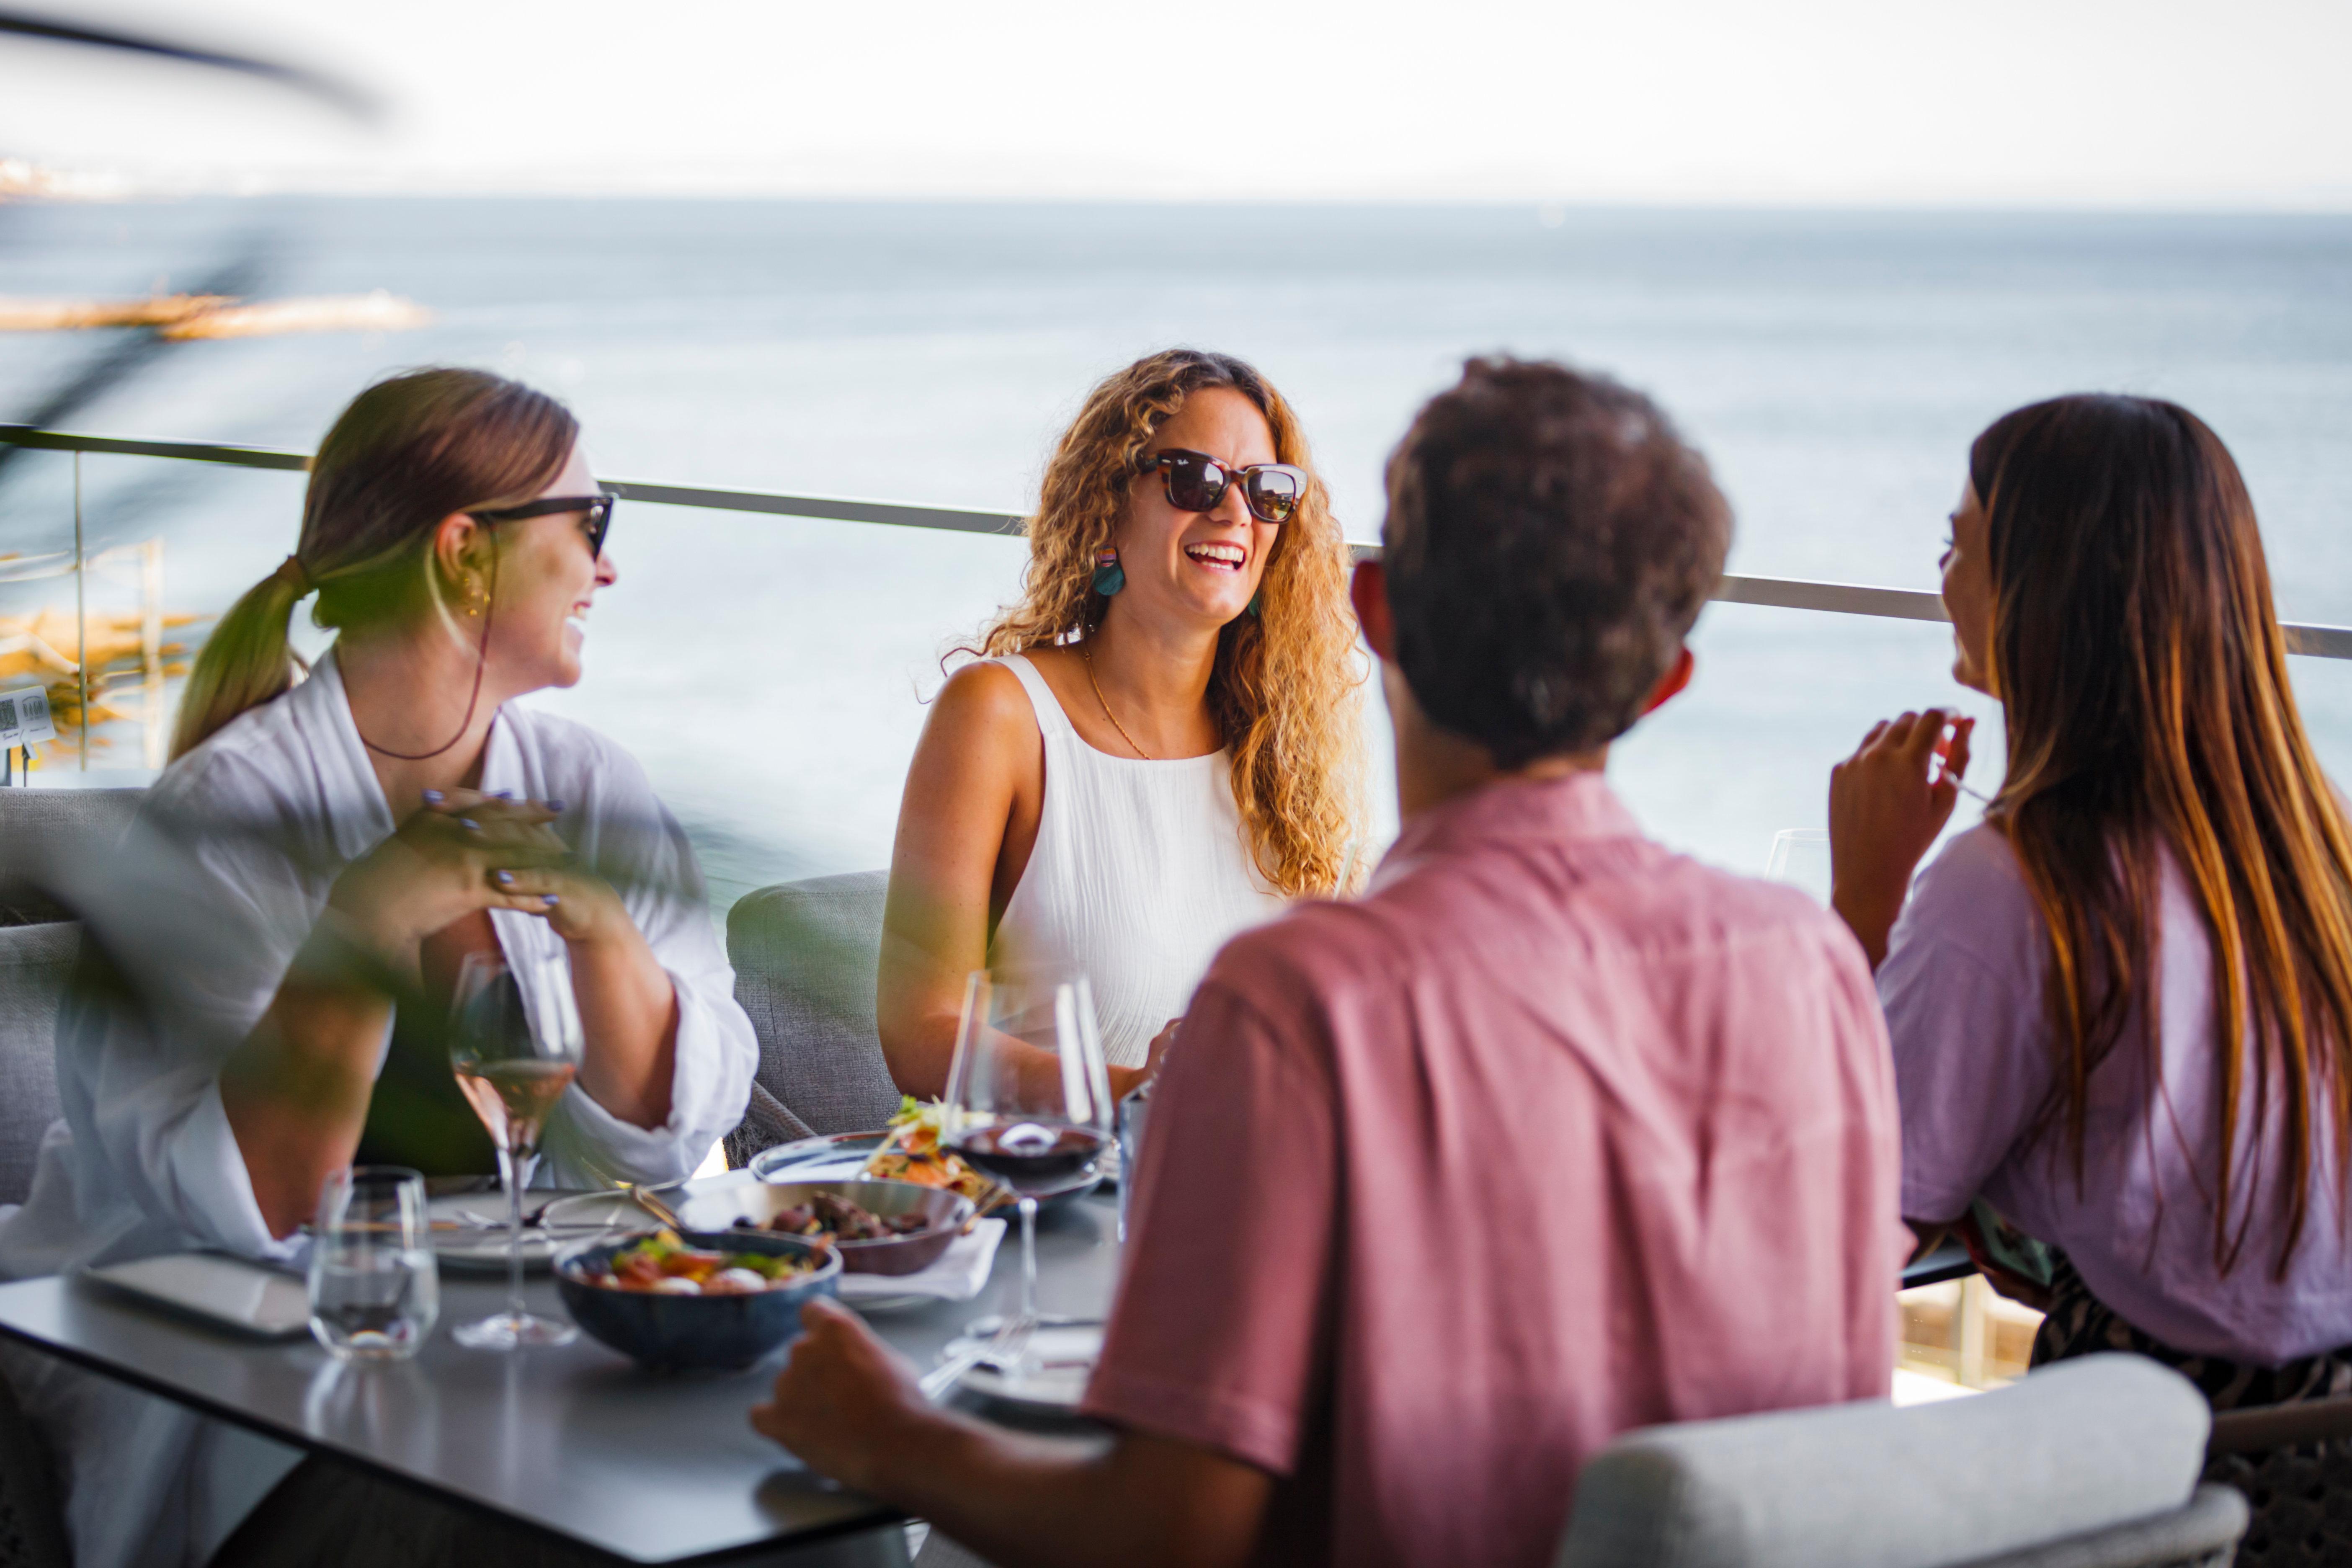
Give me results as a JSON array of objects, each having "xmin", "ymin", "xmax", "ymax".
[
  {"xmin": 448, "ymin": 951, "xmax": 583, "ymax": 1351},
  {"xmin": 309, "ymin": 1166, "xmax": 438, "ymax": 1362},
  {"xmin": 1766, "ymin": 828, "xmax": 1833, "ymax": 908},
  {"xmin": 944, "ymin": 965, "xmax": 1114, "ymax": 1347}
]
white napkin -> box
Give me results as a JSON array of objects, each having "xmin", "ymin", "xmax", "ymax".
[{"xmin": 838, "ymin": 1217, "xmax": 1006, "ymax": 1302}]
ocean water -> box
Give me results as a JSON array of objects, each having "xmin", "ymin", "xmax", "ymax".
[{"xmin": 3, "ymin": 198, "xmax": 2350, "ymax": 903}]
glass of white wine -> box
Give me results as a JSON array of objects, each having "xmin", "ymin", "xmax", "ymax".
[{"xmin": 447, "ymin": 950, "xmax": 582, "ymax": 1351}]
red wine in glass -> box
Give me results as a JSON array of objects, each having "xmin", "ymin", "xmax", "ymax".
[
  {"xmin": 942, "ymin": 965, "xmax": 1115, "ymax": 1357},
  {"xmin": 950, "ymin": 1121, "xmax": 1107, "ymax": 1199}
]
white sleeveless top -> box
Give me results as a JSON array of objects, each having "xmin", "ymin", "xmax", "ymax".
[{"xmin": 987, "ymin": 653, "xmax": 1288, "ymax": 1068}]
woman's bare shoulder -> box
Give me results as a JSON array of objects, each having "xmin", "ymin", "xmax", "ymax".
[{"xmin": 920, "ymin": 659, "xmax": 1042, "ymax": 766}]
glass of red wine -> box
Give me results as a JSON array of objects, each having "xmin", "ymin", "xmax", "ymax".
[
  {"xmin": 943, "ymin": 964, "xmax": 1114, "ymax": 1351},
  {"xmin": 447, "ymin": 950, "xmax": 583, "ymax": 1350}
]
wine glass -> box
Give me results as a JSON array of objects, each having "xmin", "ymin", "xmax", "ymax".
[
  {"xmin": 309, "ymin": 1166, "xmax": 438, "ymax": 1362},
  {"xmin": 943, "ymin": 964, "xmax": 1114, "ymax": 1356},
  {"xmin": 1766, "ymin": 828, "xmax": 1834, "ymax": 908},
  {"xmin": 447, "ymin": 949, "xmax": 583, "ymax": 1350}
]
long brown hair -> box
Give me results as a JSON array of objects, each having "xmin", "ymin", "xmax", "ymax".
[
  {"xmin": 1975, "ymin": 394, "xmax": 2352, "ymax": 1275},
  {"xmin": 969, "ymin": 349, "xmax": 1363, "ymax": 896},
  {"xmin": 170, "ymin": 369, "xmax": 578, "ymax": 761}
]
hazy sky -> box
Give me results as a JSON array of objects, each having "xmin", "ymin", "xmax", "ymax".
[{"xmin": 6, "ymin": 0, "xmax": 2350, "ymax": 206}]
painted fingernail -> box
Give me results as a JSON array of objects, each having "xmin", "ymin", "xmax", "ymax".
[
  {"xmin": 422, "ymin": 789, "xmax": 444, "ymax": 803},
  {"xmin": 459, "ymin": 818, "xmax": 481, "ymax": 832},
  {"xmin": 545, "ymin": 798, "xmax": 566, "ymax": 812},
  {"xmin": 495, "ymin": 870, "xmax": 514, "ymax": 885},
  {"xmin": 542, "ymin": 894, "xmax": 560, "ymax": 907},
  {"xmin": 493, "ymin": 790, "xmax": 514, "ymax": 800}
]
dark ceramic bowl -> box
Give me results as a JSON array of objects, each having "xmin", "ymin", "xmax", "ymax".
[
  {"xmin": 681, "ymin": 1180, "xmax": 976, "ymax": 1277},
  {"xmin": 555, "ymin": 1229, "xmax": 839, "ymax": 1373}
]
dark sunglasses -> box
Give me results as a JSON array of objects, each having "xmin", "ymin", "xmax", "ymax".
[
  {"xmin": 1134, "ymin": 449, "xmax": 1307, "ymax": 525},
  {"xmin": 470, "ymin": 491, "xmax": 618, "ymax": 558}
]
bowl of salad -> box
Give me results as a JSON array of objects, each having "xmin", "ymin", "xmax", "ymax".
[{"xmin": 555, "ymin": 1228, "xmax": 840, "ymax": 1372}]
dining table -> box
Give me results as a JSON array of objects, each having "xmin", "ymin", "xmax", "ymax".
[{"xmin": 0, "ymin": 1172, "xmax": 1122, "ymax": 1566}]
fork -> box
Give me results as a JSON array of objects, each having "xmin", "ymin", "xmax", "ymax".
[{"xmin": 918, "ymin": 1311, "xmax": 1036, "ymax": 1403}]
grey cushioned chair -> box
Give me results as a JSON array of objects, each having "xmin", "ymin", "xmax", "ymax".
[
  {"xmin": 724, "ymin": 871, "xmax": 905, "ymax": 1164},
  {"xmin": 1557, "ymin": 1355, "xmax": 2246, "ymax": 1568},
  {"xmin": 0, "ymin": 786, "xmax": 144, "ymax": 926},
  {"xmin": 2205, "ymin": 1396, "xmax": 2352, "ymax": 1567},
  {"xmin": 0, "ymin": 922, "xmax": 71, "ymax": 1208}
]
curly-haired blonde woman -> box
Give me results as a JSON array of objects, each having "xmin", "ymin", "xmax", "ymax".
[{"xmin": 880, "ymin": 348, "xmax": 1363, "ymax": 1099}]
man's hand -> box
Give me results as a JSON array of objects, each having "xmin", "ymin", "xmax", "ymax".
[
  {"xmin": 750, "ymin": 1297, "xmax": 934, "ymax": 1496},
  {"xmin": 1828, "ymin": 709, "xmax": 1973, "ymax": 967}
]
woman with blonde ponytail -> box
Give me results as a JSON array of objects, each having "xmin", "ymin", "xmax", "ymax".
[
  {"xmin": 0, "ymin": 369, "xmax": 755, "ymax": 1568},
  {"xmin": 879, "ymin": 348, "xmax": 1364, "ymax": 1101}
]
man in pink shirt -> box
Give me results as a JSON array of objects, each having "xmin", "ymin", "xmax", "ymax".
[{"xmin": 753, "ymin": 358, "xmax": 1904, "ymax": 1567}]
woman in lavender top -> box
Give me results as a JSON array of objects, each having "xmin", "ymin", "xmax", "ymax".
[{"xmin": 1830, "ymin": 394, "xmax": 2352, "ymax": 1404}]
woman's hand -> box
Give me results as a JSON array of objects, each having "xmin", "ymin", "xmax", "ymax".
[
  {"xmin": 1828, "ymin": 710, "xmax": 1973, "ymax": 969},
  {"xmin": 1109, "ymin": 1017, "xmax": 1181, "ymax": 1102},
  {"xmin": 327, "ymin": 789, "xmax": 572, "ymax": 967}
]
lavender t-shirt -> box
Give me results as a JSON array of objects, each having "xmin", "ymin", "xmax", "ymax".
[{"xmin": 1883, "ymin": 823, "xmax": 2352, "ymax": 1366}]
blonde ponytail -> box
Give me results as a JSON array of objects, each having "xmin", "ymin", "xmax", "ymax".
[
  {"xmin": 169, "ymin": 557, "xmax": 313, "ymax": 761},
  {"xmin": 164, "ymin": 368, "xmax": 579, "ymax": 764}
]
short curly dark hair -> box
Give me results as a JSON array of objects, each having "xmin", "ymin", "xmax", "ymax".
[{"xmin": 1382, "ymin": 358, "xmax": 1730, "ymax": 767}]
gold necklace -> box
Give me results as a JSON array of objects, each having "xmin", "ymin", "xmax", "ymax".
[{"xmin": 1082, "ymin": 643, "xmax": 1153, "ymax": 760}]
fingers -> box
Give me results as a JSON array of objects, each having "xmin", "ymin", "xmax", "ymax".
[
  {"xmin": 1898, "ymin": 709, "xmax": 1949, "ymax": 769},
  {"xmin": 803, "ymin": 1295, "xmax": 857, "ymax": 1331},
  {"xmin": 419, "ymin": 789, "xmax": 563, "ymax": 831},
  {"xmin": 1941, "ymin": 715, "xmax": 1975, "ymax": 785},
  {"xmin": 489, "ymin": 866, "xmax": 567, "ymax": 900}
]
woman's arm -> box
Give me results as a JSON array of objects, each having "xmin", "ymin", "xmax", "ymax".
[
  {"xmin": 222, "ymin": 797, "xmax": 572, "ymax": 1236},
  {"xmin": 879, "ymin": 663, "xmax": 1039, "ymax": 1099},
  {"xmin": 880, "ymin": 665, "xmax": 1164, "ymax": 1102},
  {"xmin": 425, "ymin": 788, "xmax": 685, "ymax": 1132}
]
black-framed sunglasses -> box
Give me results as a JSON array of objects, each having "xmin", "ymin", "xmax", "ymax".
[
  {"xmin": 1134, "ymin": 449, "xmax": 1307, "ymax": 524},
  {"xmin": 469, "ymin": 490, "xmax": 618, "ymax": 558}
]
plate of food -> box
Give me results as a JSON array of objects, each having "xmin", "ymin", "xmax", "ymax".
[
  {"xmin": 747, "ymin": 1098, "xmax": 1105, "ymax": 1212},
  {"xmin": 673, "ymin": 1180, "xmax": 976, "ymax": 1276},
  {"xmin": 395, "ymin": 1189, "xmax": 645, "ymax": 1275},
  {"xmin": 556, "ymin": 1228, "xmax": 840, "ymax": 1372}
]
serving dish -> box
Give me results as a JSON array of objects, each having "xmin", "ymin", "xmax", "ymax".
[
  {"xmin": 748, "ymin": 1130, "xmax": 1104, "ymax": 1212},
  {"xmin": 554, "ymin": 1228, "xmax": 839, "ymax": 1372},
  {"xmin": 673, "ymin": 1179, "xmax": 977, "ymax": 1277}
]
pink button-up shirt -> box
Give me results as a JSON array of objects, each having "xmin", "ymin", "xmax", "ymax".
[{"xmin": 1082, "ymin": 771, "xmax": 1904, "ymax": 1568}]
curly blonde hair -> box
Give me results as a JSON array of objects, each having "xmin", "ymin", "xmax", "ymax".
[{"xmin": 970, "ymin": 348, "xmax": 1364, "ymax": 897}]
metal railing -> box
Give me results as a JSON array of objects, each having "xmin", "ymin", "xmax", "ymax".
[{"xmin": 8, "ymin": 423, "xmax": 2352, "ymax": 660}]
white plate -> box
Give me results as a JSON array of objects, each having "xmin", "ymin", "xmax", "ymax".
[
  {"xmin": 427, "ymin": 1190, "xmax": 644, "ymax": 1274},
  {"xmin": 939, "ymin": 1322, "xmax": 1103, "ymax": 1411}
]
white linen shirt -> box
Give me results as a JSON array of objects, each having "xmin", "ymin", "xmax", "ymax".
[{"xmin": 0, "ymin": 648, "xmax": 757, "ymax": 1566}]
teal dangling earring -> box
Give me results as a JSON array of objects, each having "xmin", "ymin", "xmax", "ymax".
[
  {"xmin": 1246, "ymin": 592, "xmax": 1261, "ymax": 619},
  {"xmin": 1091, "ymin": 547, "xmax": 1125, "ymax": 598}
]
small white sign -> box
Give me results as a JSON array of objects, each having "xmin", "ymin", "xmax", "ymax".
[{"xmin": 0, "ymin": 684, "xmax": 57, "ymax": 747}]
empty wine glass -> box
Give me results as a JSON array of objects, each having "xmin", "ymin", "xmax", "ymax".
[
  {"xmin": 447, "ymin": 950, "xmax": 582, "ymax": 1351},
  {"xmin": 309, "ymin": 1166, "xmax": 438, "ymax": 1362},
  {"xmin": 1766, "ymin": 828, "xmax": 1834, "ymax": 908},
  {"xmin": 943, "ymin": 964, "xmax": 1114, "ymax": 1358}
]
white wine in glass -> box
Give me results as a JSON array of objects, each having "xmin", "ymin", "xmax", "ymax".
[{"xmin": 448, "ymin": 949, "xmax": 582, "ymax": 1350}]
